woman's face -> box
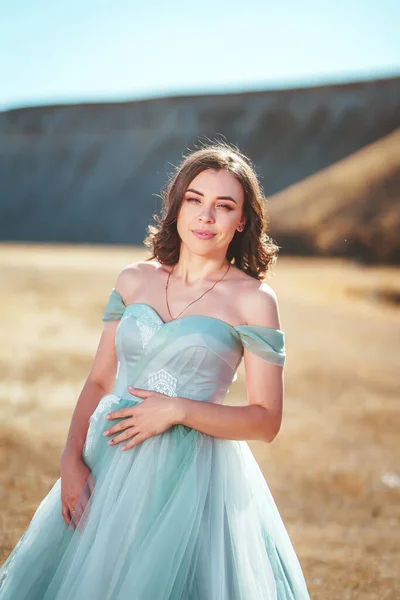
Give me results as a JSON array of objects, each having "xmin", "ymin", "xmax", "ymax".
[{"xmin": 176, "ymin": 168, "xmax": 246, "ymax": 257}]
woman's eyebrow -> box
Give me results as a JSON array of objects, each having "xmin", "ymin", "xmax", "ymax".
[{"xmin": 186, "ymin": 188, "xmax": 237, "ymax": 204}]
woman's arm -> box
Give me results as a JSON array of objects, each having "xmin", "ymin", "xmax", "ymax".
[
  {"xmin": 175, "ymin": 397, "xmax": 279, "ymax": 443},
  {"xmin": 61, "ymin": 321, "xmax": 120, "ymax": 464},
  {"xmin": 176, "ymin": 283, "xmax": 284, "ymax": 442},
  {"xmin": 59, "ymin": 319, "xmax": 121, "ymax": 527},
  {"xmin": 62, "ymin": 264, "xmax": 145, "ymax": 463}
]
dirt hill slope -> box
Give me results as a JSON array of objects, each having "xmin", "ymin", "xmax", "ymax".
[{"xmin": 268, "ymin": 129, "xmax": 400, "ymax": 264}]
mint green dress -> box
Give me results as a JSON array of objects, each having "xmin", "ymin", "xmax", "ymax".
[{"xmin": 0, "ymin": 288, "xmax": 311, "ymax": 599}]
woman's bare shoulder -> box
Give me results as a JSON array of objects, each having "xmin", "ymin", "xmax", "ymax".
[
  {"xmin": 114, "ymin": 260, "xmax": 160, "ymax": 301},
  {"xmin": 245, "ymin": 283, "xmax": 281, "ymax": 329},
  {"xmin": 230, "ymin": 269, "xmax": 281, "ymax": 329}
]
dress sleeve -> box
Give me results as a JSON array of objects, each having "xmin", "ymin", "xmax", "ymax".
[
  {"xmin": 102, "ymin": 288, "xmax": 126, "ymax": 322},
  {"xmin": 234, "ymin": 325, "xmax": 286, "ymax": 366}
]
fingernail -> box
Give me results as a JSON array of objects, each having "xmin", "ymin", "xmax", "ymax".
[
  {"xmin": 121, "ymin": 445, "xmax": 126, "ymax": 451},
  {"xmin": 108, "ymin": 440, "xmax": 114, "ymax": 445},
  {"xmin": 103, "ymin": 430, "xmax": 109, "ymax": 436}
]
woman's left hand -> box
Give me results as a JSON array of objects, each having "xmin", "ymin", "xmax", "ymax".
[{"xmin": 103, "ymin": 386, "xmax": 183, "ymax": 451}]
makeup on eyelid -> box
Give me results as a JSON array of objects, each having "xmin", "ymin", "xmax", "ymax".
[{"xmin": 186, "ymin": 197, "xmax": 234, "ymax": 211}]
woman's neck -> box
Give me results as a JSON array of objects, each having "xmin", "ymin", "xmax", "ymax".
[{"xmin": 166, "ymin": 256, "xmax": 231, "ymax": 285}]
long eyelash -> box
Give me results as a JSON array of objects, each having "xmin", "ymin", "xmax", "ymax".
[{"xmin": 186, "ymin": 198, "xmax": 233, "ymax": 210}]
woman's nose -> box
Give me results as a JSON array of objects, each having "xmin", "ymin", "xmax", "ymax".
[{"xmin": 199, "ymin": 206, "xmax": 215, "ymax": 222}]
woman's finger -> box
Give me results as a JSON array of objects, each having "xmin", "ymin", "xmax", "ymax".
[
  {"xmin": 127, "ymin": 386, "xmax": 148, "ymax": 397},
  {"xmin": 108, "ymin": 426, "xmax": 139, "ymax": 446},
  {"xmin": 106, "ymin": 406, "xmax": 136, "ymax": 421},
  {"xmin": 104, "ymin": 417, "xmax": 135, "ymax": 437},
  {"xmin": 61, "ymin": 504, "xmax": 71, "ymax": 527},
  {"xmin": 68, "ymin": 505, "xmax": 77, "ymax": 530},
  {"xmin": 71, "ymin": 505, "xmax": 81, "ymax": 525},
  {"xmin": 121, "ymin": 432, "xmax": 149, "ymax": 451},
  {"xmin": 70, "ymin": 498, "xmax": 85, "ymax": 529}
]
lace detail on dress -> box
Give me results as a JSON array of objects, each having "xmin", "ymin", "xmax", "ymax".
[
  {"xmin": 127, "ymin": 307, "xmax": 162, "ymax": 349},
  {"xmin": 83, "ymin": 394, "xmax": 123, "ymax": 461},
  {"xmin": 137, "ymin": 319, "xmax": 159, "ymax": 348},
  {"xmin": 147, "ymin": 369, "xmax": 178, "ymax": 397}
]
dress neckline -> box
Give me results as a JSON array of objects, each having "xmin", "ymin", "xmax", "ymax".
[{"xmin": 111, "ymin": 289, "xmax": 283, "ymax": 336}]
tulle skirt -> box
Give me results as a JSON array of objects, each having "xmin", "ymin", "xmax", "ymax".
[{"xmin": 0, "ymin": 394, "xmax": 310, "ymax": 599}]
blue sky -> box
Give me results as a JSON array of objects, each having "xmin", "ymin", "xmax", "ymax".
[{"xmin": 0, "ymin": 0, "xmax": 399, "ymax": 111}]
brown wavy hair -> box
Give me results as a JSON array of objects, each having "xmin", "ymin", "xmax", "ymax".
[{"xmin": 143, "ymin": 139, "xmax": 280, "ymax": 280}]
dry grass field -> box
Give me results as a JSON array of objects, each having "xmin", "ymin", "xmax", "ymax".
[{"xmin": 0, "ymin": 242, "xmax": 399, "ymax": 599}]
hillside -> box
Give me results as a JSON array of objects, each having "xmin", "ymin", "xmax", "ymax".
[
  {"xmin": 268, "ymin": 128, "xmax": 400, "ymax": 264},
  {"xmin": 0, "ymin": 75, "xmax": 399, "ymax": 261}
]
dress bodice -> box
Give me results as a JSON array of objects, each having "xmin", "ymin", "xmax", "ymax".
[{"xmin": 103, "ymin": 288, "xmax": 286, "ymax": 405}]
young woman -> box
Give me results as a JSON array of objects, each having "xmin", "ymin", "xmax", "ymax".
[{"xmin": 0, "ymin": 141, "xmax": 311, "ymax": 599}]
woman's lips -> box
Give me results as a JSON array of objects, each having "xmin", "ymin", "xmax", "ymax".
[{"xmin": 192, "ymin": 230, "xmax": 216, "ymax": 240}]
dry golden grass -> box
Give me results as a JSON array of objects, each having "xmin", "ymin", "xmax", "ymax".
[{"xmin": 0, "ymin": 242, "xmax": 399, "ymax": 599}]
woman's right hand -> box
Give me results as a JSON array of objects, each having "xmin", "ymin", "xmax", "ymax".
[{"xmin": 60, "ymin": 453, "xmax": 94, "ymax": 531}]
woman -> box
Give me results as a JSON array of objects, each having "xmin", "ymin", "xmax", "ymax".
[{"xmin": 0, "ymin": 141, "xmax": 311, "ymax": 599}]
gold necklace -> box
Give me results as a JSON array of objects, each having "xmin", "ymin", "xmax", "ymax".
[{"xmin": 165, "ymin": 262, "xmax": 231, "ymax": 321}]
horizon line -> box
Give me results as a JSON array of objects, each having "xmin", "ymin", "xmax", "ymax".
[{"xmin": 1, "ymin": 68, "xmax": 399, "ymax": 114}]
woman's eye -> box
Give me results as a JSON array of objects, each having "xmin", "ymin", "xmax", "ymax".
[{"xmin": 187, "ymin": 198, "xmax": 233, "ymax": 210}]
